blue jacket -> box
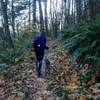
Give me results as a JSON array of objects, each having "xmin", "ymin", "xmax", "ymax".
[
  {"xmin": 33, "ymin": 34, "xmax": 48, "ymax": 50},
  {"xmin": 33, "ymin": 34, "xmax": 48, "ymax": 61}
]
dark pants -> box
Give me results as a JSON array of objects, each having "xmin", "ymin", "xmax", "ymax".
[
  {"xmin": 35, "ymin": 51, "xmax": 44, "ymax": 77},
  {"xmin": 36, "ymin": 60, "xmax": 42, "ymax": 77}
]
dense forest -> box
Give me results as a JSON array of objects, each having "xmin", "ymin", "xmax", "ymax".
[{"xmin": 0, "ymin": 0, "xmax": 100, "ymax": 99}]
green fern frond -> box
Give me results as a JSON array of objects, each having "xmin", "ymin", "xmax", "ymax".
[{"xmin": 72, "ymin": 48, "xmax": 89, "ymax": 65}]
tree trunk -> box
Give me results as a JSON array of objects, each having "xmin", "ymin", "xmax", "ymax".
[
  {"xmin": 75, "ymin": 0, "xmax": 82, "ymax": 24},
  {"xmin": 60, "ymin": 0, "xmax": 64, "ymax": 30},
  {"xmin": 38, "ymin": 0, "xmax": 44, "ymax": 32},
  {"xmin": 71, "ymin": 0, "xmax": 75, "ymax": 24},
  {"xmin": 64, "ymin": 0, "xmax": 67, "ymax": 26},
  {"xmin": 0, "ymin": 27, "xmax": 5, "ymax": 49},
  {"xmin": 44, "ymin": 0, "xmax": 48, "ymax": 34},
  {"xmin": 88, "ymin": 0, "xmax": 96, "ymax": 20},
  {"xmin": 67, "ymin": 0, "xmax": 71, "ymax": 25},
  {"xmin": 16, "ymin": 22, "xmax": 19, "ymax": 35},
  {"xmin": 96, "ymin": 0, "xmax": 100, "ymax": 15},
  {"xmin": 29, "ymin": 0, "xmax": 31, "ymax": 26},
  {"xmin": 0, "ymin": 0, "xmax": 13, "ymax": 48},
  {"xmin": 49, "ymin": 0, "xmax": 53, "ymax": 37},
  {"xmin": 32, "ymin": 0, "xmax": 36, "ymax": 26},
  {"xmin": 11, "ymin": 0, "xmax": 16, "ymax": 37}
]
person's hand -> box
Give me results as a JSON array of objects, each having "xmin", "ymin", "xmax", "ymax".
[
  {"xmin": 47, "ymin": 46, "xmax": 49, "ymax": 50},
  {"xmin": 46, "ymin": 45, "xmax": 49, "ymax": 50}
]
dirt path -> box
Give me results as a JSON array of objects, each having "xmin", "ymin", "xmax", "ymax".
[{"xmin": 0, "ymin": 40, "xmax": 62, "ymax": 100}]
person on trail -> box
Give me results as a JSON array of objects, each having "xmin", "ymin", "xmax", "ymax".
[{"xmin": 33, "ymin": 32, "xmax": 49, "ymax": 77}]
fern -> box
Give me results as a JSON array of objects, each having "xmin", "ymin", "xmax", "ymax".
[
  {"xmin": 62, "ymin": 15, "xmax": 100, "ymax": 66},
  {"xmin": 87, "ymin": 56, "xmax": 100, "ymax": 63},
  {"xmin": 63, "ymin": 34, "xmax": 81, "ymax": 49},
  {"xmin": 0, "ymin": 64, "xmax": 10, "ymax": 71},
  {"xmin": 0, "ymin": 48, "xmax": 24, "ymax": 65},
  {"xmin": 71, "ymin": 48, "xmax": 89, "ymax": 65}
]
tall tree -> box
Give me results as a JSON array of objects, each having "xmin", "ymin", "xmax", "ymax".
[
  {"xmin": 64, "ymin": 0, "xmax": 67, "ymax": 26},
  {"xmin": 32, "ymin": 0, "xmax": 36, "ymax": 25},
  {"xmin": 75, "ymin": 0, "xmax": 82, "ymax": 24},
  {"xmin": 60, "ymin": 0, "xmax": 64, "ymax": 30},
  {"xmin": 49, "ymin": 0, "xmax": 53, "ymax": 35},
  {"xmin": 38, "ymin": 0, "xmax": 44, "ymax": 32},
  {"xmin": 88, "ymin": 0, "xmax": 96, "ymax": 20},
  {"xmin": 44, "ymin": 0, "xmax": 48, "ymax": 33},
  {"xmin": 95, "ymin": 0, "xmax": 100, "ymax": 15},
  {"xmin": 71, "ymin": 0, "xmax": 75, "ymax": 24},
  {"xmin": 83, "ymin": 0, "xmax": 88, "ymax": 21},
  {"xmin": 0, "ymin": 0, "xmax": 13, "ymax": 48},
  {"xmin": 29, "ymin": 0, "xmax": 31, "ymax": 26},
  {"xmin": 11, "ymin": 0, "xmax": 16, "ymax": 37},
  {"xmin": 67, "ymin": 0, "xmax": 71, "ymax": 25}
]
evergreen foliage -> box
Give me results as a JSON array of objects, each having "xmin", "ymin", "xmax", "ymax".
[
  {"xmin": 0, "ymin": 26, "xmax": 38, "ymax": 71},
  {"xmin": 62, "ymin": 15, "xmax": 100, "ymax": 66}
]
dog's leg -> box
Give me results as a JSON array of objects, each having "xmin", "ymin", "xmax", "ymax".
[{"xmin": 45, "ymin": 59, "xmax": 51, "ymax": 78}]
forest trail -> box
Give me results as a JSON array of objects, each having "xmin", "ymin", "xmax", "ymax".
[
  {"xmin": 0, "ymin": 40, "xmax": 64, "ymax": 100},
  {"xmin": 0, "ymin": 40, "xmax": 100, "ymax": 100},
  {"xmin": 0, "ymin": 40, "xmax": 70, "ymax": 100}
]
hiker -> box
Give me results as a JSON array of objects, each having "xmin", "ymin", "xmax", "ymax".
[{"xmin": 33, "ymin": 32, "xmax": 49, "ymax": 77}]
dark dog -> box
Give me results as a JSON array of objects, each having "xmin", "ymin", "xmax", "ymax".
[
  {"xmin": 41, "ymin": 58, "xmax": 51, "ymax": 78},
  {"xmin": 44, "ymin": 58, "xmax": 51, "ymax": 77}
]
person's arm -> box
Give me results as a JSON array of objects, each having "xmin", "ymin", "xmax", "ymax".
[{"xmin": 33, "ymin": 42, "xmax": 35, "ymax": 48}]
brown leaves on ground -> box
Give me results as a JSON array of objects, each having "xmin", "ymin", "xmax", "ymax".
[
  {"xmin": 0, "ymin": 40, "xmax": 100, "ymax": 100},
  {"xmin": 0, "ymin": 80, "xmax": 5, "ymax": 87},
  {"xmin": 47, "ymin": 41, "xmax": 80, "ymax": 99},
  {"xmin": 47, "ymin": 41, "xmax": 100, "ymax": 99}
]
